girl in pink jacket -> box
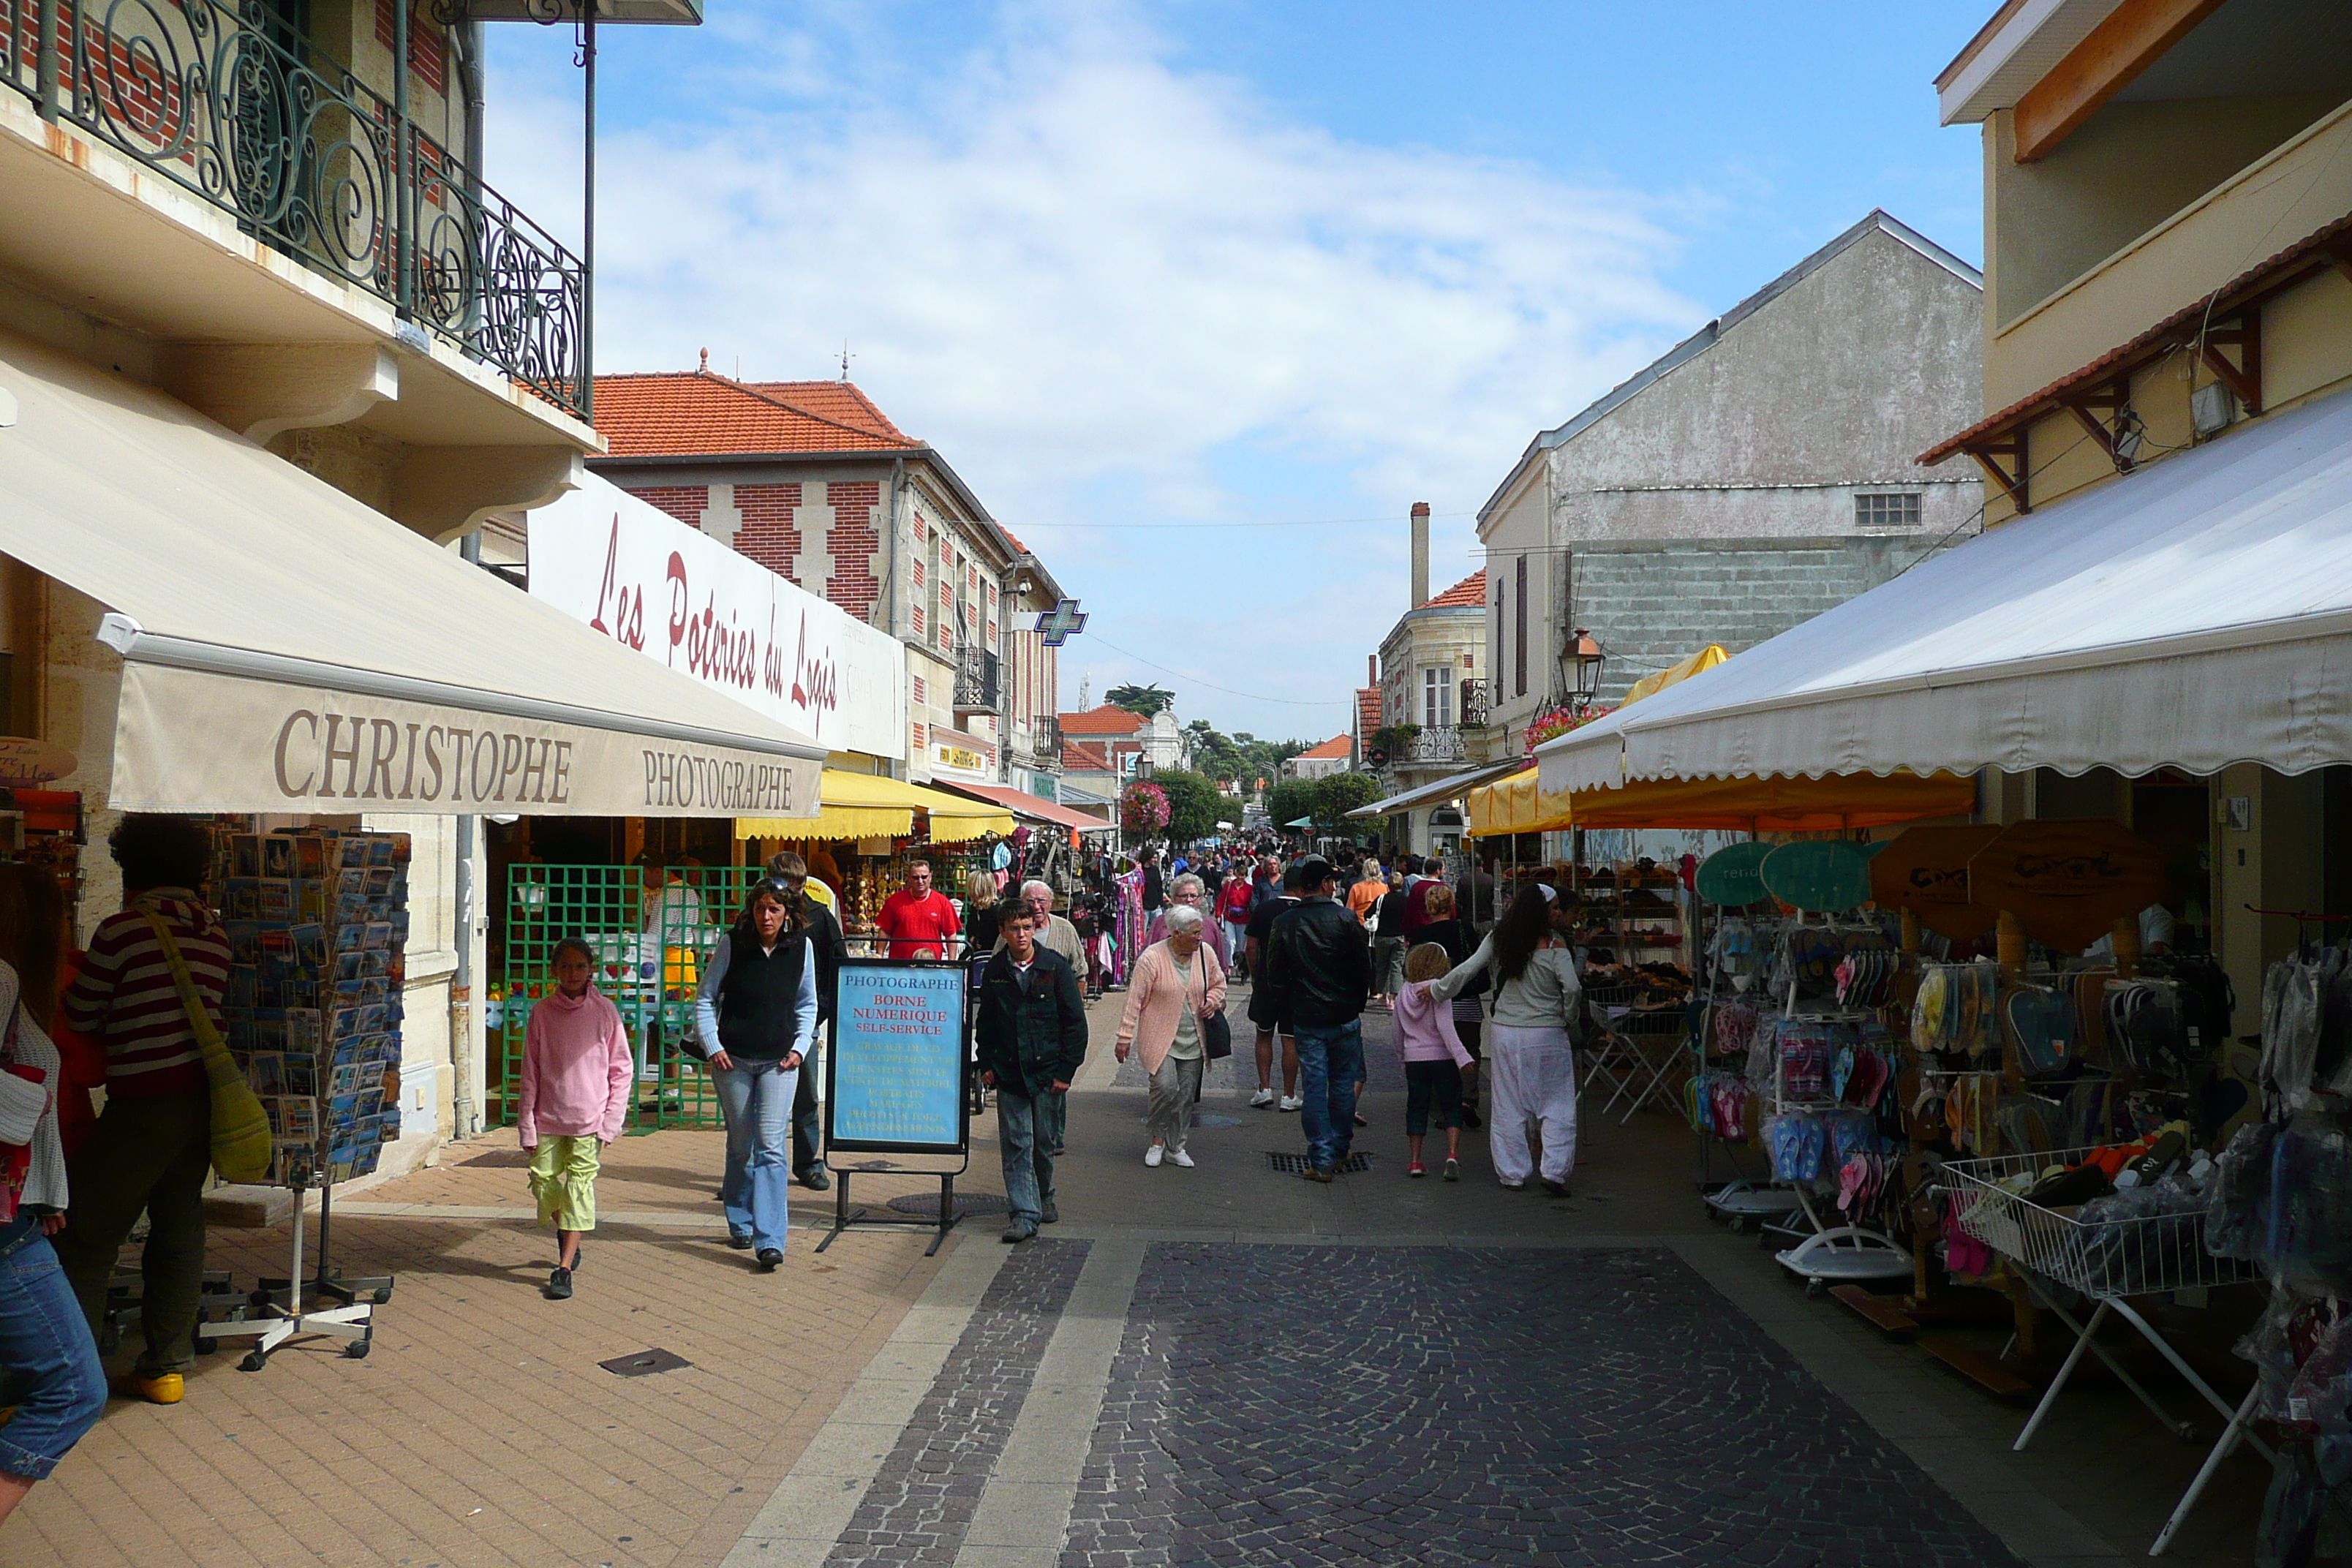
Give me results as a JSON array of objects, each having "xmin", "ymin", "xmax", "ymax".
[
  {"xmin": 1395, "ymin": 943, "xmax": 1476, "ymax": 1180},
  {"xmin": 519, "ymin": 938, "xmax": 633, "ymax": 1300}
]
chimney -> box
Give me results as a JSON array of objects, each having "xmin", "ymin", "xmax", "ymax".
[
  {"xmin": 1367, "ymin": 654, "xmax": 1377, "ymax": 685},
  {"xmin": 1410, "ymin": 501, "xmax": 1431, "ymax": 611}
]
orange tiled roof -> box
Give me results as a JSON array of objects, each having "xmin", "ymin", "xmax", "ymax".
[
  {"xmin": 1420, "ymin": 569, "xmax": 1485, "ymax": 611},
  {"xmin": 1062, "ymin": 739, "xmax": 1112, "ymax": 772},
  {"xmin": 1297, "ymin": 734, "xmax": 1353, "ymax": 761},
  {"xmin": 594, "ymin": 369, "xmax": 921, "ymax": 457},
  {"xmin": 1058, "ymin": 704, "xmax": 1146, "ymax": 736}
]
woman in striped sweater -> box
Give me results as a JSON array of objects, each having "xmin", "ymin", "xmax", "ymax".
[{"xmin": 53, "ymin": 815, "xmax": 230, "ymax": 1407}]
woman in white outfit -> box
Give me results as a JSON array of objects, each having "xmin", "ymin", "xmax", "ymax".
[
  {"xmin": 1429, "ymin": 883, "xmax": 1580, "ymax": 1195},
  {"xmin": 1114, "ymin": 905, "xmax": 1227, "ymax": 1168}
]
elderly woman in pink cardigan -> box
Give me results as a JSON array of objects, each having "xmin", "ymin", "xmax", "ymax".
[{"xmin": 1114, "ymin": 904, "xmax": 1226, "ymax": 1169}]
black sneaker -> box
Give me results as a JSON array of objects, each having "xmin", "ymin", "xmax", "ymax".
[
  {"xmin": 797, "ymin": 1168, "xmax": 833, "ymax": 1191},
  {"xmin": 727, "ymin": 1235, "xmax": 754, "ymax": 1250},
  {"xmin": 1460, "ymin": 1106, "xmax": 1484, "ymax": 1130},
  {"xmin": 1542, "ymin": 1179, "xmax": 1571, "ymax": 1199},
  {"xmin": 546, "ymin": 1267, "xmax": 573, "ymax": 1301},
  {"xmin": 1302, "ymin": 1166, "xmax": 1335, "ymax": 1184},
  {"xmin": 756, "ymin": 1248, "xmax": 784, "ymax": 1272},
  {"xmin": 1040, "ymin": 1202, "xmax": 1060, "ymax": 1225}
]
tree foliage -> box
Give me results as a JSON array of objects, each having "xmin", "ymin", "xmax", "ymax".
[
  {"xmin": 1104, "ymin": 682, "xmax": 1175, "ymax": 717},
  {"xmin": 1264, "ymin": 777, "xmax": 1318, "ymax": 829},
  {"xmin": 1186, "ymin": 724, "xmax": 1308, "ymax": 788},
  {"xmin": 1313, "ymin": 771, "xmax": 1385, "ymax": 823},
  {"xmin": 1150, "ymin": 768, "xmax": 1223, "ymax": 842}
]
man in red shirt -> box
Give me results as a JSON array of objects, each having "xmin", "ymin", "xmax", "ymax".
[{"xmin": 878, "ymin": 860, "xmax": 962, "ymax": 961}]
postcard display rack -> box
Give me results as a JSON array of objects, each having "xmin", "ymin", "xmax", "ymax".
[{"xmin": 197, "ymin": 828, "xmax": 410, "ymax": 1370}]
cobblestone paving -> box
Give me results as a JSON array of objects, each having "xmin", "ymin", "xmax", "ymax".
[
  {"xmin": 1062, "ymin": 1244, "xmax": 2027, "ymax": 1568},
  {"xmin": 821, "ymin": 1239, "xmax": 1090, "ymax": 1568}
]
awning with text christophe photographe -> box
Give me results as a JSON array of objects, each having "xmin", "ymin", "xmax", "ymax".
[{"xmin": 0, "ymin": 327, "xmax": 823, "ymax": 818}]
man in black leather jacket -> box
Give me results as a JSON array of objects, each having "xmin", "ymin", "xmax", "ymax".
[
  {"xmin": 1264, "ymin": 857, "xmax": 1372, "ymax": 1180},
  {"xmin": 976, "ymin": 907, "xmax": 1088, "ymax": 1242}
]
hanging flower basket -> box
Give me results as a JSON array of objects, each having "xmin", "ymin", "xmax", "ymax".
[
  {"xmin": 1523, "ymin": 703, "xmax": 1615, "ymax": 754},
  {"xmin": 1121, "ymin": 780, "xmax": 1171, "ymax": 832}
]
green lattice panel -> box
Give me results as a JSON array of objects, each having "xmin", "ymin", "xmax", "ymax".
[{"xmin": 496, "ymin": 864, "xmax": 764, "ymax": 1131}]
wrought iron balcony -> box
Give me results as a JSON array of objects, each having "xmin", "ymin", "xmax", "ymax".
[
  {"xmin": 1407, "ymin": 726, "xmax": 1466, "ymax": 764},
  {"xmin": 1030, "ymin": 715, "xmax": 1061, "ymax": 764},
  {"xmin": 1460, "ymin": 677, "xmax": 1490, "ymax": 729},
  {"xmin": 1, "ymin": 0, "xmax": 589, "ymax": 420},
  {"xmin": 953, "ymin": 644, "xmax": 1000, "ymax": 712}
]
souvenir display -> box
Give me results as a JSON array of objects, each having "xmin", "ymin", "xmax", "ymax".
[{"xmin": 212, "ymin": 828, "xmax": 410, "ymax": 1188}]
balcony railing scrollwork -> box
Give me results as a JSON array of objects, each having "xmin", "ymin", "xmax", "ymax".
[
  {"xmin": 1459, "ymin": 677, "xmax": 1490, "ymax": 729},
  {"xmin": 1, "ymin": 0, "xmax": 588, "ymax": 420},
  {"xmin": 1408, "ymin": 726, "xmax": 1466, "ymax": 764},
  {"xmin": 953, "ymin": 644, "xmax": 1000, "ymax": 713}
]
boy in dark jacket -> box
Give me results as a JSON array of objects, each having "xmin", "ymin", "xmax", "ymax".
[
  {"xmin": 976, "ymin": 907, "xmax": 1088, "ymax": 1241},
  {"xmin": 1264, "ymin": 856, "xmax": 1373, "ymax": 1180}
]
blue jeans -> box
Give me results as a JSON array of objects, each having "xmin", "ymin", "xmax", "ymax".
[
  {"xmin": 1039, "ymin": 1088, "xmax": 1068, "ymax": 1155},
  {"xmin": 0, "ymin": 1215, "xmax": 106, "ymax": 1480},
  {"xmin": 1294, "ymin": 1020, "xmax": 1364, "ymax": 1170},
  {"xmin": 995, "ymin": 1088, "xmax": 1056, "ymax": 1227},
  {"xmin": 715, "ymin": 1059, "xmax": 800, "ymax": 1253}
]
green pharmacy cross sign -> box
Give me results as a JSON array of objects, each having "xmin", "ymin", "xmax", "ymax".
[{"xmin": 1036, "ymin": 599, "xmax": 1088, "ymax": 647}]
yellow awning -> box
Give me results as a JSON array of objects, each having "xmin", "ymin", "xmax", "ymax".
[
  {"xmin": 737, "ymin": 770, "xmax": 1016, "ymax": 842},
  {"xmin": 1465, "ymin": 641, "xmax": 1968, "ymax": 836},
  {"xmin": 1619, "ymin": 644, "xmax": 1727, "ymax": 707},
  {"xmin": 1466, "ymin": 766, "xmax": 1974, "ymax": 836}
]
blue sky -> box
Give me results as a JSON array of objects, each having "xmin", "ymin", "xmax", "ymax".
[{"xmin": 487, "ymin": 1, "xmax": 1991, "ymax": 742}]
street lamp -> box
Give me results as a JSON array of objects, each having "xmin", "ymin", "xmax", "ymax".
[{"xmin": 1568, "ymin": 629, "xmax": 1605, "ymax": 714}]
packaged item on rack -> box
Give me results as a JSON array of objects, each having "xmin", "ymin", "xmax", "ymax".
[
  {"xmin": 2107, "ymin": 977, "xmax": 2193, "ymax": 1082},
  {"xmin": 1778, "ymin": 1019, "xmax": 1831, "ymax": 1102},
  {"xmin": 2206, "ymin": 1120, "xmax": 2280, "ymax": 1262},
  {"xmin": 2003, "ymin": 984, "xmax": 2078, "ymax": 1076},
  {"xmin": 1711, "ymin": 1000, "xmax": 1760, "ymax": 1060},
  {"xmin": 1765, "ymin": 1113, "xmax": 1827, "ymax": 1184},
  {"xmin": 2261, "ymin": 953, "xmax": 2328, "ymax": 1109},
  {"xmin": 1710, "ymin": 917, "xmax": 1761, "ymax": 992}
]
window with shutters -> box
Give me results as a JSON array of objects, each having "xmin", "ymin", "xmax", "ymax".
[
  {"xmin": 1421, "ymin": 668, "xmax": 1452, "ymax": 727},
  {"xmin": 1513, "ymin": 556, "xmax": 1528, "ymax": 697}
]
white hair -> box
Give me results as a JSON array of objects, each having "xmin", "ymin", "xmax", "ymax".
[
  {"xmin": 1164, "ymin": 903, "xmax": 1205, "ymax": 935},
  {"xmin": 1020, "ymin": 879, "xmax": 1055, "ymax": 902},
  {"xmin": 1169, "ymin": 872, "xmax": 1205, "ymax": 897}
]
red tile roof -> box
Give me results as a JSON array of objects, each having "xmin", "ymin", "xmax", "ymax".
[
  {"xmin": 1062, "ymin": 739, "xmax": 1112, "ymax": 772},
  {"xmin": 1355, "ymin": 687, "xmax": 1382, "ymax": 736},
  {"xmin": 594, "ymin": 369, "xmax": 921, "ymax": 457},
  {"xmin": 1420, "ymin": 569, "xmax": 1485, "ymax": 611},
  {"xmin": 1297, "ymin": 734, "xmax": 1353, "ymax": 761},
  {"xmin": 1058, "ymin": 704, "xmax": 1146, "ymax": 736}
]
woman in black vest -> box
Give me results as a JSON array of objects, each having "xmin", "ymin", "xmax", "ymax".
[{"xmin": 694, "ymin": 879, "xmax": 817, "ymax": 1270}]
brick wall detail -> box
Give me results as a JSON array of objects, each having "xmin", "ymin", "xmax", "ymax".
[
  {"xmin": 731, "ymin": 483, "xmax": 804, "ymax": 584},
  {"xmin": 629, "ymin": 485, "xmax": 709, "ymax": 529},
  {"xmin": 825, "ymin": 480, "xmax": 883, "ymax": 622}
]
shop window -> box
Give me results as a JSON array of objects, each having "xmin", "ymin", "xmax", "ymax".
[{"xmin": 1855, "ymin": 492, "xmax": 1921, "ymax": 529}]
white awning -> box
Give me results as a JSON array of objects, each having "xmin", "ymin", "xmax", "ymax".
[
  {"xmin": 1539, "ymin": 383, "xmax": 2352, "ymax": 794},
  {"xmin": 0, "ymin": 328, "xmax": 824, "ymax": 817},
  {"xmin": 1345, "ymin": 760, "xmax": 1524, "ymax": 820}
]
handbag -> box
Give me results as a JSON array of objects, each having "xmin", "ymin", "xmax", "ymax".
[
  {"xmin": 139, "ymin": 911, "xmax": 273, "ymax": 1184},
  {"xmin": 1196, "ymin": 949, "xmax": 1232, "ymax": 1060}
]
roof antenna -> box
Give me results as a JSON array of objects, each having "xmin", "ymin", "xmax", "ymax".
[
  {"xmin": 698, "ymin": 347, "xmax": 709, "ymax": 373},
  {"xmin": 840, "ymin": 340, "xmax": 853, "ymax": 381}
]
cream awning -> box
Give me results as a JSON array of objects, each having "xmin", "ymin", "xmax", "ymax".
[
  {"xmin": 1539, "ymin": 385, "xmax": 2352, "ymax": 795},
  {"xmin": 0, "ymin": 328, "xmax": 824, "ymax": 818}
]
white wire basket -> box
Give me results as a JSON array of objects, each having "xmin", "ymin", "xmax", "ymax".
[{"xmin": 1942, "ymin": 1147, "xmax": 2259, "ymax": 1300}]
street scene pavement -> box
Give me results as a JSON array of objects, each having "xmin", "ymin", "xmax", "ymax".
[{"xmin": 1, "ymin": 984, "xmax": 2268, "ymax": 1568}]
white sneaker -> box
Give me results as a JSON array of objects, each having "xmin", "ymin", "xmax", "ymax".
[
  {"xmin": 1144, "ymin": 1145, "xmax": 1164, "ymax": 1168},
  {"xmin": 1248, "ymin": 1088, "xmax": 1275, "ymax": 1108},
  {"xmin": 1170, "ymin": 1149, "xmax": 1195, "ymax": 1168},
  {"xmin": 1278, "ymin": 1094, "xmax": 1303, "ymax": 1113}
]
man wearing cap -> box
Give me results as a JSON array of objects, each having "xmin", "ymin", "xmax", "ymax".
[{"xmin": 1262, "ymin": 856, "xmax": 1373, "ymax": 1181}]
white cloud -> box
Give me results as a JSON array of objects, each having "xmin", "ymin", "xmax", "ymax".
[{"xmin": 487, "ymin": 2, "xmax": 1703, "ymax": 734}]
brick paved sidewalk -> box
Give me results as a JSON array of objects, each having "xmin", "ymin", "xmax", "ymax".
[{"xmin": 0, "ymin": 1132, "xmax": 960, "ymax": 1568}]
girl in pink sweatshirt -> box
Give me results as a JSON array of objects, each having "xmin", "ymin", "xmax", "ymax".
[
  {"xmin": 1395, "ymin": 943, "xmax": 1477, "ymax": 1180},
  {"xmin": 519, "ymin": 938, "xmax": 633, "ymax": 1300}
]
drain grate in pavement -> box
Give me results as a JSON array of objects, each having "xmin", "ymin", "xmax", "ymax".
[
  {"xmin": 885, "ymin": 1191, "xmax": 1011, "ymax": 1218},
  {"xmin": 599, "ymin": 1347, "xmax": 692, "ymax": 1378},
  {"xmin": 1264, "ymin": 1151, "xmax": 1372, "ymax": 1175}
]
